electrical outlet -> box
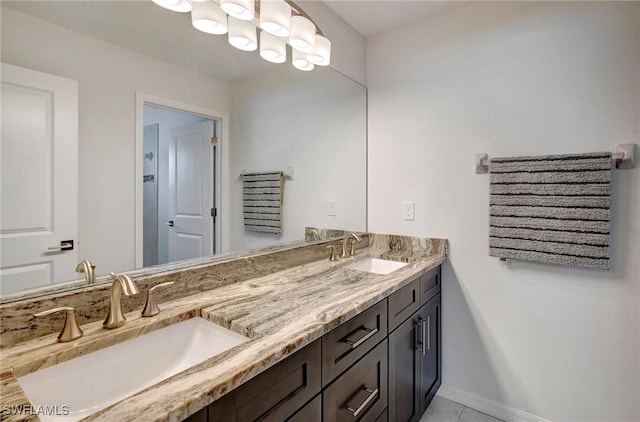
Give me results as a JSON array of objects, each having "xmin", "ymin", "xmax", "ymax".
[
  {"xmin": 402, "ymin": 202, "xmax": 415, "ymax": 220},
  {"xmin": 328, "ymin": 200, "xmax": 337, "ymax": 216}
]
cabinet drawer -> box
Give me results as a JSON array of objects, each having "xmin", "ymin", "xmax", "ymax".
[
  {"xmin": 388, "ymin": 278, "xmax": 420, "ymax": 332},
  {"xmin": 322, "ymin": 300, "xmax": 387, "ymax": 386},
  {"xmin": 287, "ymin": 395, "xmax": 321, "ymax": 422},
  {"xmin": 323, "ymin": 339, "xmax": 388, "ymax": 422},
  {"xmin": 210, "ymin": 339, "xmax": 321, "ymax": 422},
  {"xmin": 418, "ymin": 266, "xmax": 441, "ymax": 306}
]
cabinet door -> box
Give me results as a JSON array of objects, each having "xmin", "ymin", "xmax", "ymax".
[
  {"xmin": 388, "ymin": 312, "xmax": 420, "ymax": 422},
  {"xmin": 418, "ymin": 294, "xmax": 441, "ymax": 414},
  {"xmin": 210, "ymin": 340, "xmax": 321, "ymax": 422}
]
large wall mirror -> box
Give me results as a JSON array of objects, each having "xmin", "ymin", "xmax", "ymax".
[{"xmin": 0, "ymin": 1, "xmax": 367, "ymax": 301}]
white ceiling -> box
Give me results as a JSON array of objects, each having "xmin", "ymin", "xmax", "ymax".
[
  {"xmin": 324, "ymin": 1, "xmax": 465, "ymax": 38},
  {"xmin": 2, "ymin": 0, "xmax": 465, "ymax": 82}
]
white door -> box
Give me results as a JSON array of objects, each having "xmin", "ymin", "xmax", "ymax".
[
  {"xmin": 0, "ymin": 63, "xmax": 78, "ymax": 295},
  {"xmin": 168, "ymin": 120, "xmax": 214, "ymax": 262}
]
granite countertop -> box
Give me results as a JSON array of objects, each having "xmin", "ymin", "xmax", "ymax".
[{"xmin": 0, "ymin": 245, "xmax": 445, "ymax": 422}]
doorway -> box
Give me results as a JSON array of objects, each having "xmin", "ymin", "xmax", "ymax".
[{"xmin": 136, "ymin": 94, "xmax": 226, "ymax": 268}]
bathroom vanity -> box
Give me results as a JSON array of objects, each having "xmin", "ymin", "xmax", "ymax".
[
  {"xmin": 0, "ymin": 234, "xmax": 446, "ymax": 422},
  {"xmin": 190, "ymin": 266, "xmax": 442, "ymax": 422}
]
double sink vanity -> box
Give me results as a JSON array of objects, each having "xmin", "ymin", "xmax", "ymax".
[{"xmin": 0, "ymin": 233, "xmax": 446, "ymax": 422}]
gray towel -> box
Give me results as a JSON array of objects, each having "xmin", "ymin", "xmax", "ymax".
[
  {"xmin": 242, "ymin": 171, "xmax": 283, "ymax": 235},
  {"xmin": 489, "ymin": 152, "xmax": 611, "ymax": 269}
]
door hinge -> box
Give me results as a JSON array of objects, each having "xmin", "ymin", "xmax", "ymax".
[
  {"xmin": 210, "ymin": 137, "xmax": 218, "ymax": 146},
  {"xmin": 211, "ymin": 208, "xmax": 217, "ymax": 218}
]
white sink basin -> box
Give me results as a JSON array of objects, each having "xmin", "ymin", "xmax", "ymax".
[
  {"xmin": 345, "ymin": 258, "xmax": 408, "ymax": 275},
  {"xmin": 17, "ymin": 317, "xmax": 248, "ymax": 421}
]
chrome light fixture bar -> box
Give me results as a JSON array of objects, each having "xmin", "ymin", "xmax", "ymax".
[{"xmin": 151, "ymin": 0, "xmax": 330, "ymax": 71}]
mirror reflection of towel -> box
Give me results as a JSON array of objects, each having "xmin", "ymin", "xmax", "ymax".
[{"xmin": 242, "ymin": 171, "xmax": 283, "ymax": 235}]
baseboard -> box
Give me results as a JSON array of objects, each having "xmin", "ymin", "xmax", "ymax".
[{"xmin": 437, "ymin": 384, "xmax": 552, "ymax": 422}]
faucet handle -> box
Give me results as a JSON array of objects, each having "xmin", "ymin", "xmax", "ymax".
[
  {"xmin": 34, "ymin": 307, "xmax": 83, "ymax": 343},
  {"xmin": 348, "ymin": 239, "xmax": 357, "ymax": 257},
  {"xmin": 141, "ymin": 282, "xmax": 174, "ymax": 317},
  {"xmin": 327, "ymin": 245, "xmax": 338, "ymax": 262}
]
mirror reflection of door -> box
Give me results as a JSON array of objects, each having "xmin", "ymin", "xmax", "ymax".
[
  {"xmin": 142, "ymin": 105, "xmax": 216, "ymax": 267},
  {"xmin": 0, "ymin": 63, "xmax": 79, "ymax": 295}
]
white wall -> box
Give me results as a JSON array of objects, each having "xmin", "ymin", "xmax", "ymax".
[
  {"xmin": 299, "ymin": 0, "xmax": 367, "ymax": 85},
  {"xmin": 1, "ymin": 8, "xmax": 232, "ymax": 278},
  {"xmin": 367, "ymin": 2, "xmax": 639, "ymax": 421},
  {"xmin": 143, "ymin": 106, "xmax": 208, "ymax": 265},
  {"xmin": 229, "ymin": 66, "xmax": 367, "ymax": 251}
]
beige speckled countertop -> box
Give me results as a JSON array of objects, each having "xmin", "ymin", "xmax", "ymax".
[{"xmin": 0, "ymin": 237, "xmax": 446, "ymax": 422}]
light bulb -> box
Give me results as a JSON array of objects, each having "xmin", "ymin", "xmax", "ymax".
[
  {"xmin": 152, "ymin": 0, "xmax": 192, "ymax": 13},
  {"xmin": 289, "ymin": 16, "xmax": 315, "ymax": 53},
  {"xmin": 260, "ymin": 31, "xmax": 286, "ymax": 63},
  {"xmin": 191, "ymin": 1, "xmax": 228, "ymax": 35},
  {"xmin": 308, "ymin": 34, "xmax": 330, "ymax": 66},
  {"xmin": 292, "ymin": 49, "xmax": 314, "ymax": 71},
  {"xmin": 228, "ymin": 17, "xmax": 257, "ymax": 51},
  {"xmin": 220, "ymin": 0, "xmax": 254, "ymax": 21},
  {"xmin": 259, "ymin": 0, "xmax": 291, "ymax": 37}
]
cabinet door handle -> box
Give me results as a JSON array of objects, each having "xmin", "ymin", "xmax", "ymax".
[
  {"xmin": 416, "ymin": 318, "xmax": 426, "ymax": 355},
  {"xmin": 344, "ymin": 326, "xmax": 378, "ymax": 349},
  {"xmin": 427, "ymin": 316, "xmax": 431, "ymax": 351},
  {"xmin": 344, "ymin": 387, "xmax": 379, "ymax": 418}
]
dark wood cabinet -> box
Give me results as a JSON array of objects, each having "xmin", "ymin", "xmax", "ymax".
[{"xmin": 183, "ymin": 265, "xmax": 442, "ymax": 422}]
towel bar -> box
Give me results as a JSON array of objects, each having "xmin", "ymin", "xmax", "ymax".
[
  {"xmin": 475, "ymin": 143, "xmax": 637, "ymax": 174},
  {"xmin": 239, "ymin": 167, "xmax": 294, "ymax": 180}
]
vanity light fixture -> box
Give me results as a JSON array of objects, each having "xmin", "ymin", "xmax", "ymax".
[{"xmin": 152, "ymin": 0, "xmax": 330, "ymax": 72}]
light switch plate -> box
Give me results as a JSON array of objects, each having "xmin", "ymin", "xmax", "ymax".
[
  {"xmin": 402, "ymin": 202, "xmax": 415, "ymax": 220},
  {"xmin": 328, "ymin": 200, "xmax": 337, "ymax": 216}
]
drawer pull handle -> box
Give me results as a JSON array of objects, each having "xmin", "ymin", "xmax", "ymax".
[
  {"xmin": 344, "ymin": 326, "xmax": 379, "ymax": 349},
  {"xmin": 344, "ymin": 387, "xmax": 379, "ymax": 418}
]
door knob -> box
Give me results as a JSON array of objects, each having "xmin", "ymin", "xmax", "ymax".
[{"xmin": 166, "ymin": 221, "xmax": 174, "ymax": 227}]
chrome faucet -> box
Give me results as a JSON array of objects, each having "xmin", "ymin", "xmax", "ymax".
[
  {"xmin": 104, "ymin": 272, "xmax": 139, "ymax": 329},
  {"xmin": 341, "ymin": 233, "xmax": 362, "ymax": 258},
  {"xmin": 75, "ymin": 259, "xmax": 96, "ymax": 285}
]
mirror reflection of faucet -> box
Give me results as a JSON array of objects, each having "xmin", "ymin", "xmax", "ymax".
[
  {"xmin": 306, "ymin": 227, "xmax": 321, "ymax": 241},
  {"xmin": 75, "ymin": 259, "xmax": 96, "ymax": 285}
]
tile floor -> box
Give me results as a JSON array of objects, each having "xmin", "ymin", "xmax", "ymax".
[{"xmin": 420, "ymin": 396, "xmax": 505, "ymax": 422}]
